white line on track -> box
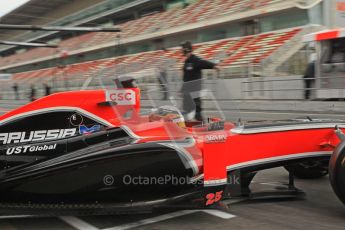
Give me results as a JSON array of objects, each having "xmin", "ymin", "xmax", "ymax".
[
  {"xmin": 60, "ymin": 216, "xmax": 100, "ymax": 230},
  {"xmin": 60, "ymin": 210, "xmax": 235, "ymax": 230},
  {"xmin": 103, "ymin": 210, "xmax": 197, "ymax": 230},
  {"xmin": 103, "ymin": 210, "xmax": 235, "ymax": 230},
  {"xmin": 201, "ymin": 210, "xmax": 236, "ymax": 219}
]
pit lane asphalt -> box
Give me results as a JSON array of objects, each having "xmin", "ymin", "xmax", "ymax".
[{"xmin": 0, "ymin": 168, "xmax": 344, "ymax": 230}]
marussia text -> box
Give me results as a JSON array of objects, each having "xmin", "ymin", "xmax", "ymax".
[{"xmin": 0, "ymin": 129, "xmax": 76, "ymax": 145}]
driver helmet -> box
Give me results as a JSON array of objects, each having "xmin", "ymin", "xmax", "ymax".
[{"xmin": 149, "ymin": 106, "xmax": 186, "ymax": 128}]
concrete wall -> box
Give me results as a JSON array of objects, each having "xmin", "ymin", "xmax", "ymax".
[
  {"xmin": 202, "ymin": 75, "xmax": 306, "ymax": 100},
  {"xmin": 138, "ymin": 76, "xmax": 304, "ymax": 100}
]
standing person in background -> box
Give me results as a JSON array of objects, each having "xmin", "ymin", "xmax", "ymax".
[
  {"xmin": 304, "ymin": 50, "xmax": 317, "ymax": 100},
  {"xmin": 44, "ymin": 83, "xmax": 51, "ymax": 96},
  {"xmin": 158, "ymin": 65, "xmax": 169, "ymax": 100},
  {"xmin": 30, "ymin": 85, "xmax": 36, "ymax": 102},
  {"xmin": 181, "ymin": 41, "xmax": 219, "ymax": 121},
  {"xmin": 157, "ymin": 48, "xmax": 170, "ymax": 101},
  {"xmin": 12, "ymin": 83, "xmax": 19, "ymax": 100},
  {"xmin": 303, "ymin": 61, "xmax": 315, "ymax": 100}
]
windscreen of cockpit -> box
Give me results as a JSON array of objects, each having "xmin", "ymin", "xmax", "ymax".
[{"xmin": 90, "ymin": 53, "xmax": 243, "ymax": 134}]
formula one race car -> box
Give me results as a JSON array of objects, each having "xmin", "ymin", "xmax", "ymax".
[{"xmin": 0, "ymin": 79, "xmax": 345, "ymax": 216}]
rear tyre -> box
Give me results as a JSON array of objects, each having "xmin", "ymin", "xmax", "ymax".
[
  {"xmin": 285, "ymin": 161, "xmax": 329, "ymax": 179},
  {"xmin": 329, "ymin": 141, "xmax": 345, "ymax": 205}
]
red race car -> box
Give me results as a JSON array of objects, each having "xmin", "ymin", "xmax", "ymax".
[{"xmin": 0, "ymin": 82, "xmax": 344, "ymax": 216}]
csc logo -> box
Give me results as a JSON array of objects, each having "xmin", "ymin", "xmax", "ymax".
[
  {"xmin": 110, "ymin": 92, "xmax": 133, "ymax": 101},
  {"xmin": 106, "ymin": 90, "xmax": 136, "ymax": 105}
]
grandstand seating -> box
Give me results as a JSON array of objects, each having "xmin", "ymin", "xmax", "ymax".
[
  {"xmin": 7, "ymin": 27, "xmax": 302, "ymax": 88},
  {"xmin": 0, "ymin": 0, "xmax": 285, "ymax": 67}
]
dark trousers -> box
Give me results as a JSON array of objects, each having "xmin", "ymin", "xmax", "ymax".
[
  {"xmin": 182, "ymin": 93, "xmax": 203, "ymax": 121},
  {"xmin": 181, "ymin": 80, "xmax": 203, "ymax": 121},
  {"xmin": 304, "ymin": 76, "xmax": 314, "ymax": 99},
  {"xmin": 14, "ymin": 91, "xmax": 19, "ymax": 100},
  {"xmin": 303, "ymin": 62, "xmax": 315, "ymax": 100},
  {"xmin": 159, "ymin": 78, "xmax": 168, "ymax": 100},
  {"xmin": 194, "ymin": 97, "xmax": 202, "ymax": 121}
]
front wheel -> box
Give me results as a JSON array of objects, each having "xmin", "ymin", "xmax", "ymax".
[
  {"xmin": 285, "ymin": 161, "xmax": 329, "ymax": 179},
  {"xmin": 329, "ymin": 142, "xmax": 345, "ymax": 205}
]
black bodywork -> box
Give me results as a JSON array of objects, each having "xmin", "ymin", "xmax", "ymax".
[{"xmin": 0, "ymin": 111, "xmax": 200, "ymax": 215}]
